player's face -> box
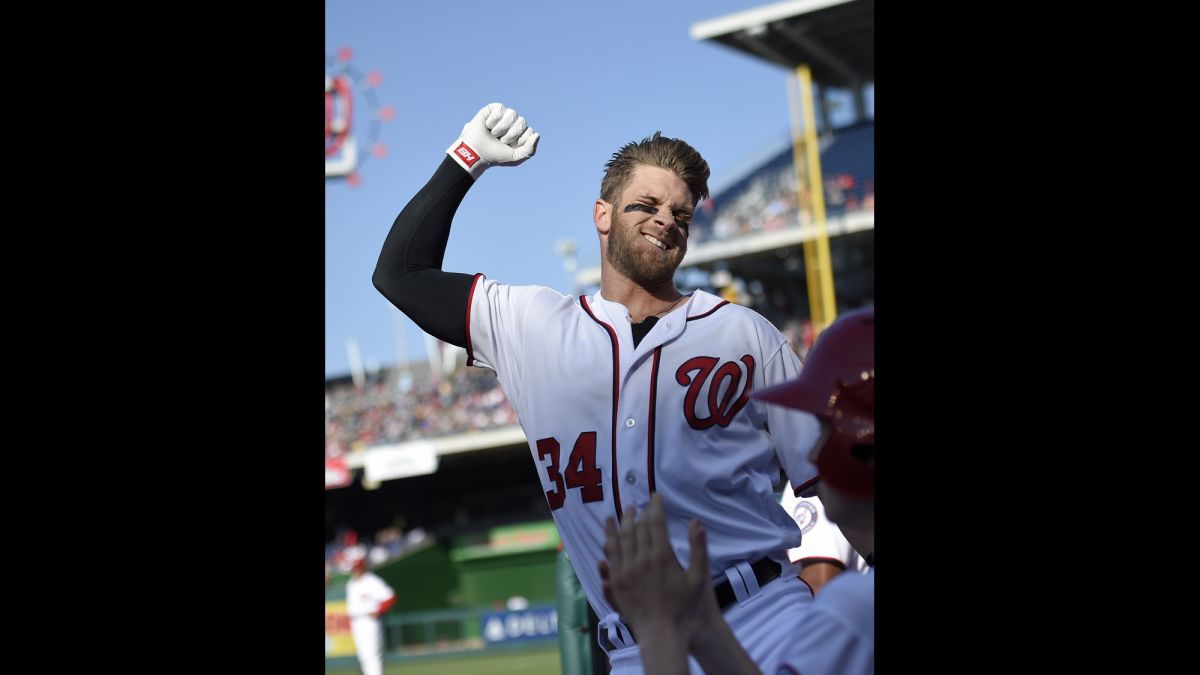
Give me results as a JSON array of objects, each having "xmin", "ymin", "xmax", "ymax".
[{"xmin": 605, "ymin": 165, "xmax": 693, "ymax": 288}]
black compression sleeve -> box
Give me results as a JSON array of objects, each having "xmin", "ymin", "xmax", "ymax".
[{"xmin": 372, "ymin": 156, "xmax": 478, "ymax": 348}]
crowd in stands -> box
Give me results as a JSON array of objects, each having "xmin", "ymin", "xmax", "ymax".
[
  {"xmin": 688, "ymin": 122, "xmax": 874, "ymax": 245},
  {"xmin": 326, "ymin": 364, "xmax": 519, "ymax": 460},
  {"xmin": 326, "ymin": 526, "xmax": 431, "ymax": 578},
  {"xmin": 781, "ymin": 318, "xmax": 817, "ymax": 361}
]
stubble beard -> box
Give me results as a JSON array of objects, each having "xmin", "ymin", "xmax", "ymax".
[{"xmin": 605, "ymin": 211, "xmax": 685, "ymax": 289}]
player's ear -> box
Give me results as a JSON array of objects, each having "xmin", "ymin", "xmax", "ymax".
[{"xmin": 594, "ymin": 199, "xmax": 611, "ymax": 235}]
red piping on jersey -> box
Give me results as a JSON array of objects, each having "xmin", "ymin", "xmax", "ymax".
[
  {"xmin": 580, "ymin": 295, "xmax": 623, "ymax": 523},
  {"xmin": 686, "ymin": 300, "xmax": 730, "ymax": 322},
  {"xmin": 465, "ymin": 273, "xmax": 483, "ymax": 366},
  {"xmin": 647, "ymin": 347, "xmax": 662, "ymax": 494}
]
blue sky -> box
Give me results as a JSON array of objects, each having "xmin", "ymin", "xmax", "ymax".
[{"xmin": 325, "ymin": 0, "xmax": 862, "ymax": 378}]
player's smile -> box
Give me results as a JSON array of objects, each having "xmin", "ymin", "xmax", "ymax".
[{"xmin": 641, "ymin": 231, "xmax": 674, "ymax": 251}]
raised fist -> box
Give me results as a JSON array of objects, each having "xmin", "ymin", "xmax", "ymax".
[{"xmin": 446, "ymin": 103, "xmax": 540, "ymax": 180}]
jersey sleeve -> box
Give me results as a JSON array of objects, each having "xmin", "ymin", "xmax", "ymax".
[
  {"xmin": 465, "ymin": 275, "xmax": 568, "ymax": 407},
  {"xmin": 775, "ymin": 572, "xmax": 874, "ymax": 675},
  {"xmin": 761, "ymin": 342, "xmax": 821, "ymax": 492}
]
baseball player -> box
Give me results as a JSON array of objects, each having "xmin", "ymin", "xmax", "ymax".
[
  {"xmin": 779, "ymin": 482, "xmax": 868, "ymax": 594},
  {"xmin": 344, "ymin": 555, "xmax": 397, "ymax": 675},
  {"xmin": 373, "ymin": 103, "xmax": 821, "ymax": 674},
  {"xmin": 601, "ymin": 308, "xmax": 875, "ymax": 675}
]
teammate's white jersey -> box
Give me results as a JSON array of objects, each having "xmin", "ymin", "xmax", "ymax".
[
  {"xmin": 779, "ymin": 486, "xmax": 870, "ymax": 574},
  {"xmin": 345, "ymin": 571, "xmax": 393, "ymax": 675},
  {"xmin": 775, "ymin": 568, "xmax": 874, "ymax": 675},
  {"xmin": 345, "ymin": 571, "xmax": 394, "ymax": 620},
  {"xmin": 467, "ymin": 278, "xmax": 821, "ymax": 621}
]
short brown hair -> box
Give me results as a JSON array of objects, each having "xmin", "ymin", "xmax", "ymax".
[{"xmin": 601, "ymin": 132, "xmax": 710, "ymax": 207}]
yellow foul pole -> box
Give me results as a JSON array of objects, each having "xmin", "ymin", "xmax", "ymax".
[{"xmin": 787, "ymin": 64, "xmax": 838, "ymax": 332}]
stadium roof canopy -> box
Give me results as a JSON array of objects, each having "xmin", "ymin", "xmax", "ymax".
[{"xmin": 690, "ymin": 0, "xmax": 874, "ymax": 89}]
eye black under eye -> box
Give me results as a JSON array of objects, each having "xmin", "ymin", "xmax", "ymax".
[{"xmin": 624, "ymin": 203, "xmax": 656, "ymax": 214}]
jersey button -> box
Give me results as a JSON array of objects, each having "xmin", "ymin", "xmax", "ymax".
[
  {"xmin": 625, "ymin": 418, "xmax": 636, "ymax": 428},
  {"xmin": 625, "ymin": 472, "xmax": 636, "ymax": 485}
]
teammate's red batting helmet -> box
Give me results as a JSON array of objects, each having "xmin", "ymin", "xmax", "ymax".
[{"xmin": 753, "ymin": 307, "xmax": 874, "ymax": 498}]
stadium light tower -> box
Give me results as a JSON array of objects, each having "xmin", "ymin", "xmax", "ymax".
[{"xmin": 554, "ymin": 239, "xmax": 580, "ymax": 294}]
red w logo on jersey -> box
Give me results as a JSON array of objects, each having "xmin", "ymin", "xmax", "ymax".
[{"xmin": 675, "ymin": 355, "xmax": 756, "ymax": 430}]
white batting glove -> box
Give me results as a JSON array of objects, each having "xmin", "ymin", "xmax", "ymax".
[{"xmin": 446, "ymin": 102, "xmax": 540, "ymax": 180}]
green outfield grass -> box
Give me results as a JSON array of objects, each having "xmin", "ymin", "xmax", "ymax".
[{"xmin": 326, "ymin": 644, "xmax": 562, "ymax": 675}]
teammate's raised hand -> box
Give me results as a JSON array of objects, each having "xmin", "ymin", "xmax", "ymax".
[
  {"xmin": 446, "ymin": 102, "xmax": 541, "ymax": 180},
  {"xmin": 600, "ymin": 494, "xmax": 718, "ymax": 648}
]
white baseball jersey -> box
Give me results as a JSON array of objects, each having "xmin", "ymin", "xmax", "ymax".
[
  {"xmin": 466, "ymin": 278, "xmax": 821, "ymax": 625},
  {"xmin": 775, "ymin": 568, "xmax": 874, "ymax": 675},
  {"xmin": 345, "ymin": 571, "xmax": 394, "ymax": 675},
  {"xmin": 779, "ymin": 485, "xmax": 870, "ymax": 574},
  {"xmin": 345, "ymin": 571, "xmax": 394, "ymax": 619}
]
